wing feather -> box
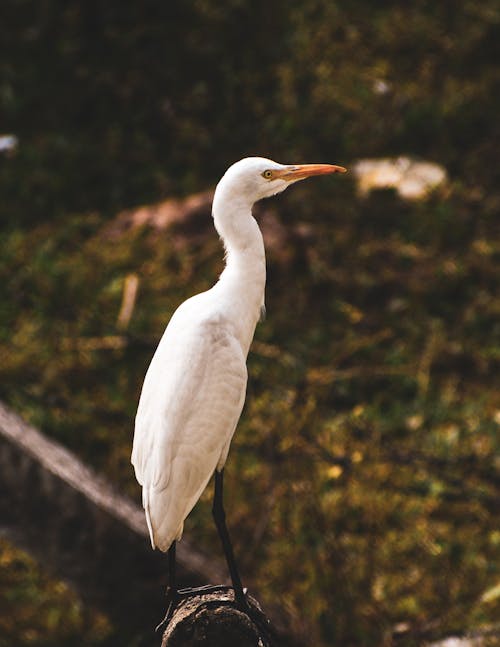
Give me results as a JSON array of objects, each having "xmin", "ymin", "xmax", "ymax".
[{"xmin": 132, "ymin": 303, "xmax": 247, "ymax": 551}]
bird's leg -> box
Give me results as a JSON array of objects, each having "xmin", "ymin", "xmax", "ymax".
[
  {"xmin": 155, "ymin": 541, "xmax": 178, "ymax": 633},
  {"xmin": 213, "ymin": 469, "xmax": 273, "ymax": 646},
  {"xmin": 156, "ymin": 531, "xmax": 239, "ymax": 633},
  {"xmin": 212, "ymin": 468, "xmax": 248, "ymax": 610}
]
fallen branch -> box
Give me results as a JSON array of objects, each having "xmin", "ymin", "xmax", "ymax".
[{"xmin": 0, "ymin": 400, "xmax": 225, "ymax": 636}]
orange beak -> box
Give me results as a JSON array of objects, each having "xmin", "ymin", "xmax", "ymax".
[{"xmin": 278, "ymin": 163, "xmax": 347, "ymax": 182}]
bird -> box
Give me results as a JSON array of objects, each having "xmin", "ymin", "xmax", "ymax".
[{"xmin": 131, "ymin": 156, "xmax": 346, "ymax": 628}]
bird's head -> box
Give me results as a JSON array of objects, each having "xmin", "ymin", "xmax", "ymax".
[{"xmin": 216, "ymin": 156, "xmax": 347, "ymax": 205}]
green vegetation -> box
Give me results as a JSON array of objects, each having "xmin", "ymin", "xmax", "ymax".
[{"xmin": 1, "ymin": 1, "xmax": 499, "ymax": 645}]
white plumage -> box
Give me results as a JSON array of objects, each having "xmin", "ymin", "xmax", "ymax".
[{"xmin": 132, "ymin": 156, "xmax": 346, "ymax": 553}]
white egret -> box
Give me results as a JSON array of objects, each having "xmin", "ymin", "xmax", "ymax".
[{"xmin": 132, "ymin": 156, "xmax": 346, "ymax": 628}]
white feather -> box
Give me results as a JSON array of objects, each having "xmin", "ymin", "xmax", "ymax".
[
  {"xmin": 133, "ymin": 293, "xmax": 248, "ymax": 550},
  {"xmin": 132, "ymin": 157, "xmax": 343, "ymax": 552}
]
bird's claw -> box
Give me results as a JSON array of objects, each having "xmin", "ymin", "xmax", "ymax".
[
  {"xmin": 177, "ymin": 583, "xmax": 232, "ymax": 596},
  {"xmin": 236, "ymin": 590, "xmax": 273, "ymax": 647},
  {"xmin": 155, "ymin": 587, "xmax": 178, "ymax": 633}
]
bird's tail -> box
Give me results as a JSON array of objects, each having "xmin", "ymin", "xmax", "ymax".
[
  {"xmin": 142, "ymin": 487, "xmax": 156, "ymax": 550},
  {"xmin": 142, "ymin": 486, "xmax": 183, "ymax": 552}
]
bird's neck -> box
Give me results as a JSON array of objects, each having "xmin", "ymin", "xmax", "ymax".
[
  {"xmin": 212, "ymin": 191, "xmax": 266, "ymax": 354},
  {"xmin": 221, "ymin": 231, "xmax": 266, "ymax": 295},
  {"xmin": 213, "ymin": 187, "xmax": 266, "ymax": 276}
]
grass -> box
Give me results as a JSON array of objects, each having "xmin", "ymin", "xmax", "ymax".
[{"xmin": 0, "ymin": 180, "xmax": 498, "ymax": 645}]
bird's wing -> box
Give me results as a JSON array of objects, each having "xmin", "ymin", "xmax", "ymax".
[{"xmin": 132, "ymin": 308, "xmax": 247, "ymax": 550}]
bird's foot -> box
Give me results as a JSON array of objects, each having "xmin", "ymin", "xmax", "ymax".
[
  {"xmin": 155, "ymin": 586, "xmax": 180, "ymax": 634},
  {"xmin": 178, "ymin": 583, "xmax": 235, "ymax": 597},
  {"xmin": 233, "ymin": 587, "xmax": 273, "ymax": 647}
]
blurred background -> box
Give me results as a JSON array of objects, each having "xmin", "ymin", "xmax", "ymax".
[{"xmin": 0, "ymin": 1, "xmax": 499, "ymax": 646}]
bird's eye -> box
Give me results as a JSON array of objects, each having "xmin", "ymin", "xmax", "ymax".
[{"xmin": 262, "ymin": 170, "xmax": 273, "ymax": 180}]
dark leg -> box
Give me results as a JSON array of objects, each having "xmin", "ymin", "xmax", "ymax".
[
  {"xmin": 213, "ymin": 469, "xmax": 274, "ymax": 646},
  {"xmin": 155, "ymin": 541, "xmax": 178, "ymax": 633},
  {"xmin": 212, "ymin": 468, "xmax": 248, "ymax": 610},
  {"xmin": 168, "ymin": 540, "xmax": 176, "ymax": 590}
]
